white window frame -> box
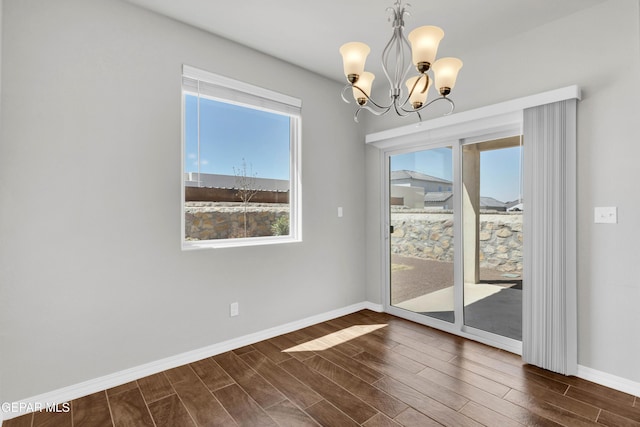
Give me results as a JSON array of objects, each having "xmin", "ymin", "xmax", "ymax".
[{"xmin": 181, "ymin": 65, "xmax": 302, "ymax": 250}]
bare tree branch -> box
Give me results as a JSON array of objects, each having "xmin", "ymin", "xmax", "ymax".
[{"xmin": 233, "ymin": 159, "xmax": 261, "ymax": 237}]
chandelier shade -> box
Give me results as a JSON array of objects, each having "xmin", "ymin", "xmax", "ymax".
[
  {"xmin": 408, "ymin": 26, "xmax": 444, "ymax": 70},
  {"xmin": 339, "ymin": 42, "xmax": 371, "ymax": 83},
  {"xmin": 432, "ymin": 57, "xmax": 463, "ymax": 95},
  {"xmin": 339, "ymin": 1, "xmax": 462, "ymax": 122},
  {"xmin": 352, "ymin": 71, "xmax": 375, "ymax": 105}
]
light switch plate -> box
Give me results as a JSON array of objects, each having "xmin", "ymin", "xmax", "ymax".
[
  {"xmin": 230, "ymin": 302, "xmax": 239, "ymax": 317},
  {"xmin": 594, "ymin": 207, "xmax": 617, "ymax": 224},
  {"xmin": 337, "ymin": 207, "xmax": 343, "ymax": 218}
]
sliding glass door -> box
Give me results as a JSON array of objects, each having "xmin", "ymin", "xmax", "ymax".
[
  {"xmin": 461, "ymin": 137, "xmax": 523, "ymax": 342},
  {"xmin": 390, "ymin": 146, "xmax": 456, "ymax": 323},
  {"xmin": 387, "ymin": 137, "xmax": 523, "ymax": 351}
]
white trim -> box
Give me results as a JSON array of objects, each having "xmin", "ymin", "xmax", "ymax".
[
  {"xmin": 0, "ymin": 301, "xmax": 380, "ymax": 421},
  {"xmin": 366, "ymin": 85, "xmax": 581, "ymax": 147},
  {"xmin": 1, "ymin": 302, "xmax": 637, "ymax": 423},
  {"xmin": 577, "ymin": 365, "xmax": 640, "ymax": 398},
  {"xmin": 369, "ymin": 111, "xmax": 522, "ymax": 150},
  {"xmin": 183, "ymin": 235, "xmax": 302, "ymax": 250},
  {"xmin": 385, "ymin": 305, "xmax": 523, "ymax": 355},
  {"xmin": 362, "ymin": 301, "xmax": 385, "ymax": 312},
  {"xmin": 182, "ymin": 64, "xmax": 301, "ymax": 109}
]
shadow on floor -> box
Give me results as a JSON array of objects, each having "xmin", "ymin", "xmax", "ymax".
[
  {"xmin": 423, "ymin": 286, "xmax": 522, "ymax": 341},
  {"xmin": 392, "ymin": 255, "xmax": 522, "ymax": 341}
]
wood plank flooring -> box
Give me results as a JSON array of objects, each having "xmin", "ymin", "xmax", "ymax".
[{"xmin": 4, "ymin": 310, "xmax": 639, "ymax": 426}]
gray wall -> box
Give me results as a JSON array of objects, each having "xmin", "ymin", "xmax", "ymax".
[
  {"xmin": 2, "ymin": 0, "xmax": 639, "ymax": 404},
  {"xmin": 366, "ymin": 0, "xmax": 640, "ymax": 382},
  {"xmin": 0, "ymin": 0, "xmax": 365, "ymax": 402}
]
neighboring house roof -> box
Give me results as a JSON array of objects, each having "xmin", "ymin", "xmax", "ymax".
[
  {"xmin": 480, "ymin": 197, "xmax": 507, "ymax": 209},
  {"xmin": 505, "ymin": 199, "xmax": 523, "ymax": 209},
  {"xmin": 391, "ymin": 170, "xmax": 452, "ymax": 185},
  {"xmin": 424, "ymin": 191, "xmax": 454, "ymax": 203},
  {"xmin": 423, "ymin": 193, "xmax": 509, "ymax": 208}
]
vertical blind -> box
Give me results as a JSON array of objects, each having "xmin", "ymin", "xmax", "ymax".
[{"xmin": 522, "ymin": 99, "xmax": 578, "ymax": 375}]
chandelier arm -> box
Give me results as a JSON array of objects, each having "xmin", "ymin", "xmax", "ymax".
[
  {"xmin": 443, "ymin": 97, "xmax": 455, "ymax": 115},
  {"xmin": 354, "ymin": 108, "xmax": 362, "ymax": 123},
  {"xmin": 381, "ymin": 2, "xmax": 413, "ymax": 110},
  {"xmin": 343, "ymin": 84, "xmax": 395, "ymax": 112},
  {"xmin": 341, "ymin": 84, "xmax": 354, "ymax": 104},
  {"xmin": 398, "ymin": 26, "xmax": 413, "ymax": 89},
  {"xmin": 398, "ymin": 104, "xmax": 417, "ymax": 114},
  {"xmin": 394, "ymin": 32, "xmax": 402, "ymax": 89},
  {"xmin": 392, "ymin": 32, "xmax": 417, "ymax": 110},
  {"xmin": 380, "ymin": 30, "xmax": 398, "ymax": 89},
  {"xmin": 412, "ymin": 96, "xmax": 456, "ymax": 115},
  {"xmin": 392, "ymin": 101, "xmax": 414, "ymax": 118},
  {"xmin": 361, "ymin": 104, "xmax": 392, "ymax": 116},
  {"xmin": 351, "ymin": 84, "xmax": 395, "ymax": 110},
  {"xmin": 396, "ymin": 96, "xmax": 455, "ymax": 121},
  {"xmin": 353, "ymin": 103, "xmax": 394, "ymax": 122}
]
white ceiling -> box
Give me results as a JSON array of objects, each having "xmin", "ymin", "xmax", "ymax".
[{"xmin": 125, "ymin": 0, "xmax": 604, "ymax": 84}]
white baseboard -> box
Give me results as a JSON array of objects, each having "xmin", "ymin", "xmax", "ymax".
[
  {"xmin": 1, "ymin": 301, "xmax": 381, "ymax": 422},
  {"xmin": 577, "ymin": 365, "xmax": 640, "ymax": 397},
  {"xmin": 361, "ymin": 301, "xmax": 384, "ymax": 312},
  {"xmin": 8, "ymin": 302, "xmax": 635, "ymax": 424}
]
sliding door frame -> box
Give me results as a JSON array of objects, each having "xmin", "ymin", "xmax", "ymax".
[
  {"xmin": 370, "ymin": 86, "xmax": 581, "ymax": 356},
  {"xmin": 382, "ymin": 130, "xmax": 523, "ymax": 354},
  {"xmin": 384, "ymin": 140, "xmax": 463, "ymax": 330}
]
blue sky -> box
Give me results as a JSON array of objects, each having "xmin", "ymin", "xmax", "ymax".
[
  {"xmin": 391, "ymin": 147, "xmax": 454, "ymax": 182},
  {"xmin": 480, "ymin": 146, "xmax": 523, "ymax": 203},
  {"xmin": 186, "ymin": 95, "xmax": 522, "ymax": 202},
  {"xmin": 391, "ymin": 145, "xmax": 522, "ymax": 203},
  {"xmin": 185, "ymin": 95, "xmax": 290, "ymax": 180}
]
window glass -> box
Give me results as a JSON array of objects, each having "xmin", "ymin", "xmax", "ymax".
[{"xmin": 182, "ymin": 66, "xmax": 301, "ymax": 249}]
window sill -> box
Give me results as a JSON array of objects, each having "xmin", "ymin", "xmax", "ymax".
[{"xmin": 182, "ymin": 235, "xmax": 301, "ymax": 250}]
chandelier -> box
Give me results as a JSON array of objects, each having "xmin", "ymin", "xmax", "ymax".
[{"xmin": 339, "ymin": 1, "xmax": 463, "ymax": 122}]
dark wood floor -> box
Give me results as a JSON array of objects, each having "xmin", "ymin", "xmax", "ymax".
[{"xmin": 4, "ymin": 310, "xmax": 639, "ymax": 426}]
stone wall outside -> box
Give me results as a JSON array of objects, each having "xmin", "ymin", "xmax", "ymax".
[
  {"xmin": 391, "ymin": 210, "xmax": 523, "ymax": 273},
  {"xmin": 185, "ymin": 204, "xmax": 523, "ymax": 273},
  {"xmin": 185, "ymin": 202, "xmax": 289, "ymax": 240}
]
